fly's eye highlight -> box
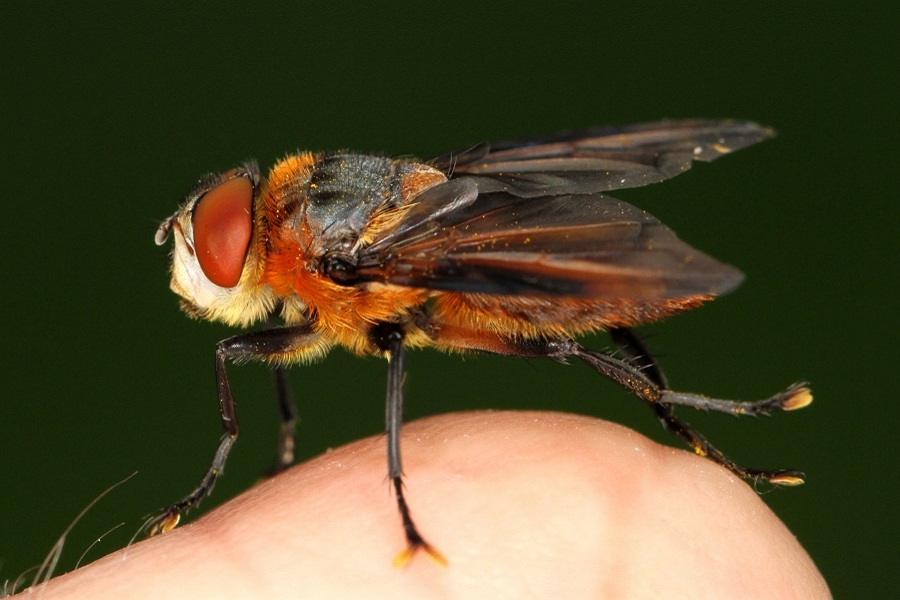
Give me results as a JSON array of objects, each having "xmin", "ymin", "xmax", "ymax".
[{"xmin": 192, "ymin": 176, "xmax": 253, "ymax": 288}]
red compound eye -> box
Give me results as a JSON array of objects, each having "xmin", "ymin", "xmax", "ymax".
[{"xmin": 192, "ymin": 176, "xmax": 253, "ymax": 288}]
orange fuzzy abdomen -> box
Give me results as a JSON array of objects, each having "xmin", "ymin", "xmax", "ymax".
[{"xmin": 433, "ymin": 292, "xmax": 711, "ymax": 340}]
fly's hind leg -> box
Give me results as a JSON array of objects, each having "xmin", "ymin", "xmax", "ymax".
[
  {"xmin": 609, "ymin": 327, "xmax": 811, "ymax": 417},
  {"xmin": 434, "ymin": 324, "xmax": 811, "ymax": 486},
  {"xmin": 608, "ymin": 327, "xmax": 669, "ymax": 389},
  {"xmin": 606, "ymin": 328, "xmax": 811, "ymax": 484},
  {"xmin": 145, "ymin": 324, "xmax": 323, "ymax": 535}
]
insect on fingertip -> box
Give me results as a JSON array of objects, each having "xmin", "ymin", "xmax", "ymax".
[{"xmin": 151, "ymin": 121, "xmax": 808, "ymax": 566}]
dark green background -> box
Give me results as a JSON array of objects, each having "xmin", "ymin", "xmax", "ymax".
[{"xmin": 2, "ymin": 3, "xmax": 894, "ymax": 597}]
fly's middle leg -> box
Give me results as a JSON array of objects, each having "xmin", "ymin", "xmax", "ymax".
[{"xmin": 370, "ymin": 321, "xmax": 447, "ymax": 567}]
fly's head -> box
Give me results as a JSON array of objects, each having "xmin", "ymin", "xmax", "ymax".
[{"xmin": 155, "ymin": 163, "xmax": 276, "ymax": 327}]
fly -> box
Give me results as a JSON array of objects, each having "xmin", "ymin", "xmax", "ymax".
[{"xmin": 152, "ymin": 120, "xmax": 812, "ymax": 565}]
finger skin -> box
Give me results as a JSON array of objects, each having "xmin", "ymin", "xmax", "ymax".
[{"xmin": 27, "ymin": 411, "xmax": 830, "ymax": 599}]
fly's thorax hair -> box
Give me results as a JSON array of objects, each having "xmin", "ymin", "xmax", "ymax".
[
  {"xmin": 258, "ymin": 152, "xmax": 447, "ymax": 354},
  {"xmin": 277, "ymin": 295, "xmax": 314, "ymax": 326},
  {"xmin": 263, "ymin": 152, "xmax": 446, "ymax": 256},
  {"xmin": 155, "ymin": 164, "xmax": 278, "ymax": 328}
]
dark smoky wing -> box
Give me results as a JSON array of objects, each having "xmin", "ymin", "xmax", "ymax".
[
  {"xmin": 355, "ymin": 191, "xmax": 744, "ymax": 299},
  {"xmin": 354, "ymin": 121, "xmax": 765, "ymax": 298},
  {"xmin": 427, "ymin": 142, "xmax": 490, "ymax": 174},
  {"xmin": 428, "ymin": 120, "xmax": 774, "ymax": 197},
  {"xmin": 367, "ymin": 178, "xmax": 480, "ymax": 253}
]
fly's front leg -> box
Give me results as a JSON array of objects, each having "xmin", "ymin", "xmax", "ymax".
[
  {"xmin": 146, "ymin": 325, "xmax": 321, "ymax": 535},
  {"xmin": 370, "ymin": 321, "xmax": 446, "ymax": 567}
]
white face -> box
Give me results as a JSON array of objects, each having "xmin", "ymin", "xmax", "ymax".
[{"xmin": 155, "ymin": 168, "xmax": 276, "ymax": 327}]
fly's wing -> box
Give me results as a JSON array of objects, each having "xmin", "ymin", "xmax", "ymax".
[
  {"xmin": 351, "ymin": 120, "xmax": 767, "ymax": 299},
  {"xmin": 428, "ymin": 120, "xmax": 774, "ymax": 197},
  {"xmin": 356, "ymin": 187, "xmax": 744, "ymax": 299}
]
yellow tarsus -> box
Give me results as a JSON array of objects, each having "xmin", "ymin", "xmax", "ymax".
[{"xmin": 392, "ymin": 543, "xmax": 448, "ymax": 568}]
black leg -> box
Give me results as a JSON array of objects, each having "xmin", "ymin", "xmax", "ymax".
[
  {"xmin": 266, "ymin": 312, "xmax": 299, "ymax": 473},
  {"xmin": 145, "ymin": 325, "xmax": 321, "ymax": 535},
  {"xmin": 270, "ymin": 364, "xmax": 298, "ymax": 472},
  {"xmin": 610, "ymin": 327, "xmax": 811, "ymax": 416},
  {"xmin": 434, "ymin": 325, "xmax": 810, "ymax": 487},
  {"xmin": 555, "ymin": 337, "xmax": 810, "ymax": 485},
  {"xmin": 609, "ymin": 327, "xmax": 668, "ymax": 389},
  {"xmin": 372, "ymin": 322, "xmax": 446, "ymax": 567}
]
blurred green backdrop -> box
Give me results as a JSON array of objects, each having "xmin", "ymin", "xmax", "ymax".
[{"xmin": 1, "ymin": 3, "xmax": 894, "ymax": 597}]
